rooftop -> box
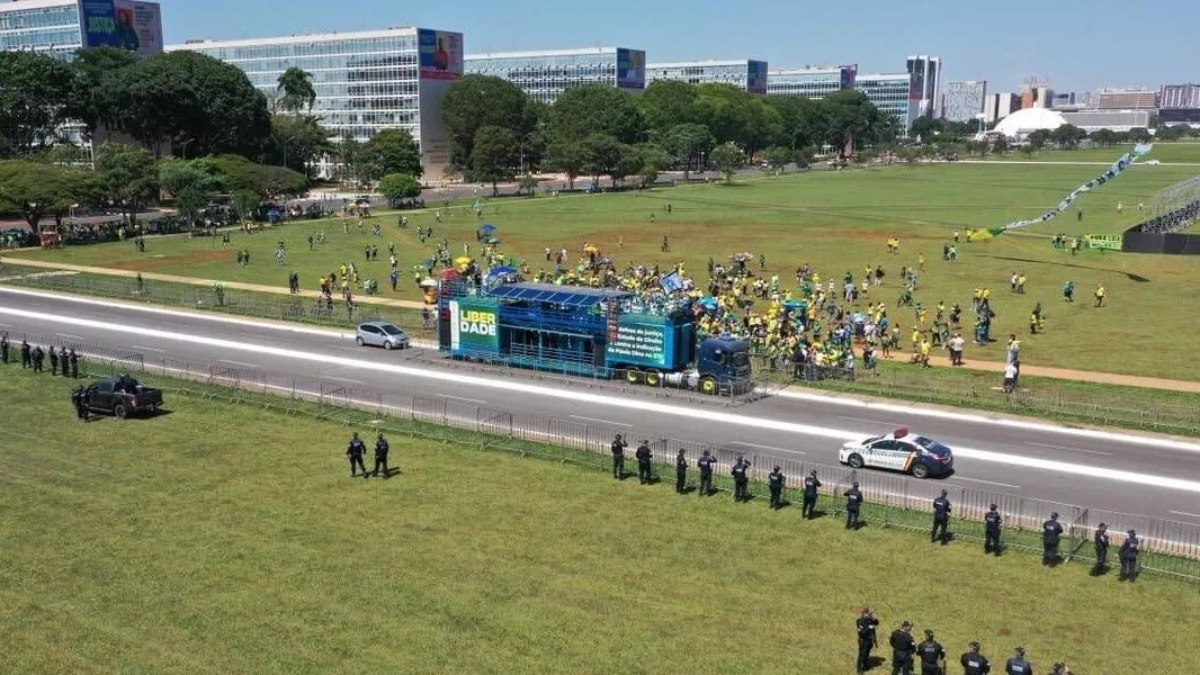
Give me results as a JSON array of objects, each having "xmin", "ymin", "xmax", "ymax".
[
  {"xmin": 648, "ymin": 59, "xmax": 759, "ymax": 68},
  {"xmin": 487, "ymin": 282, "xmax": 629, "ymax": 308},
  {"xmin": 466, "ymin": 46, "xmax": 626, "ymax": 60},
  {"xmin": 167, "ymin": 26, "xmax": 424, "ymax": 51}
]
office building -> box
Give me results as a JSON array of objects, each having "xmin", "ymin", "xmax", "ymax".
[
  {"xmin": 1093, "ymin": 88, "xmax": 1157, "ymax": 110},
  {"xmin": 766, "ymin": 65, "xmax": 856, "ymax": 99},
  {"xmin": 170, "ymin": 27, "xmax": 464, "ymax": 178},
  {"xmin": 1061, "ymin": 109, "xmax": 1156, "ymax": 133},
  {"xmin": 0, "ymin": 0, "xmax": 162, "ymax": 59},
  {"xmin": 984, "ymin": 92, "xmax": 1019, "ymax": 123},
  {"xmin": 856, "ymin": 72, "xmax": 912, "ymax": 131},
  {"xmin": 648, "ymin": 59, "xmax": 768, "ymax": 93},
  {"xmin": 465, "ymin": 46, "xmax": 646, "ymax": 105},
  {"xmin": 941, "ymin": 80, "xmax": 987, "ymax": 122},
  {"xmin": 906, "ymin": 55, "xmax": 941, "ymax": 120},
  {"xmin": 1018, "ymin": 86, "xmax": 1053, "ymax": 110},
  {"xmin": 1160, "ymin": 84, "xmax": 1200, "ymax": 110}
]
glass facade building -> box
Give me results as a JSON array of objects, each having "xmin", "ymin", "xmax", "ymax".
[
  {"xmin": 766, "ymin": 66, "xmax": 856, "ymax": 98},
  {"xmin": 0, "ymin": 0, "xmax": 83, "ymax": 59},
  {"xmin": 465, "ymin": 47, "xmax": 646, "ymax": 104},
  {"xmin": 941, "ymin": 80, "xmax": 987, "ymax": 122},
  {"xmin": 169, "ymin": 27, "xmax": 463, "ymax": 178},
  {"xmin": 905, "ymin": 55, "xmax": 941, "ymax": 121},
  {"xmin": 855, "ymin": 73, "xmax": 912, "ymax": 131},
  {"xmin": 647, "ymin": 59, "xmax": 768, "ymax": 94}
]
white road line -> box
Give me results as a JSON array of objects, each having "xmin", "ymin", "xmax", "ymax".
[
  {"xmin": 323, "ymin": 376, "xmax": 364, "ymax": 385},
  {"xmin": 731, "ymin": 441, "xmax": 804, "ymax": 455},
  {"xmin": 437, "ymin": 394, "xmax": 488, "ymax": 405},
  {"xmin": 218, "ymin": 359, "xmax": 259, "ymax": 369},
  {"xmin": 949, "ymin": 476, "xmax": 1022, "ymax": 490},
  {"xmin": 569, "ymin": 414, "xmax": 633, "ymax": 428},
  {"xmin": 131, "ymin": 344, "xmax": 166, "ymax": 353},
  {"xmin": 1168, "ymin": 510, "xmax": 1200, "ymax": 520},
  {"xmin": 56, "ymin": 333, "xmax": 84, "ymax": 340},
  {"xmin": 839, "ymin": 415, "xmax": 905, "ymax": 427},
  {"xmin": 1025, "ymin": 441, "xmax": 1112, "ymax": 457},
  {"xmin": 7, "ymin": 305, "xmax": 1200, "ymax": 495}
]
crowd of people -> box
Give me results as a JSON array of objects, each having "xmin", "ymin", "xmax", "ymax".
[{"xmin": 0, "ymin": 332, "xmax": 80, "ymax": 378}]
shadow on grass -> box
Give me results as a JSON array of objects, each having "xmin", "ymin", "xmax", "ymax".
[{"xmin": 977, "ymin": 253, "xmax": 1152, "ymax": 283}]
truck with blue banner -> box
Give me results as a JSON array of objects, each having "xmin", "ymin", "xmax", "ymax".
[{"xmin": 437, "ymin": 277, "xmax": 751, "ymax": 394}]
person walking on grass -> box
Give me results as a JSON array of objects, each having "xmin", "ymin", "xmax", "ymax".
[{"xmin": 346, "ymin": 432, "xmax": 368, "ymax": 478}]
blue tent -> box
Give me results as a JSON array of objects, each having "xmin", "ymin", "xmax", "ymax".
[
  {"xmin": 479, "ymin": 223, "xmax": 497, "ymax": 234},
  {"xmin": 486, "ymin": 265, "xmax": 517, "ymax": 279}
]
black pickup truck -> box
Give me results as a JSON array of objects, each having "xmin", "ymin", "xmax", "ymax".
[{"xmin": 84, "ymin": 375, "xmax": 164, "ymax": 419}]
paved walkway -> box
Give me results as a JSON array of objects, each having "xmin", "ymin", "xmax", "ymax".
[{"xmin": 5, "ymin": 255, "xmax": 1200, "ymax": 394}]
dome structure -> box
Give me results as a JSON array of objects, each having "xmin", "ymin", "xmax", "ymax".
[{"xmin": 993, "ymin": 108, "xmax": 1067, "ymax": 139}]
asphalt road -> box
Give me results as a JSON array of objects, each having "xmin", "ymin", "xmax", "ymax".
[{"xmin": 3, "ymin": 286, "xmax": 1200, "ymax": 524}]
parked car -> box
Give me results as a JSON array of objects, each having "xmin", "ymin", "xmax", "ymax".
[
  {"xmin": 356, "ymin": 321, "xmax": 410, "ymax": 350},
  {"xmin": 84, "ymin": 374, "xmax": 164, "ymax": 419}
]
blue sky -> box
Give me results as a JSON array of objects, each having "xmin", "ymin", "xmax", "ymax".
[{"xmin": 163, "ymin": 0, "xmax": 1195, "ymax": 92}]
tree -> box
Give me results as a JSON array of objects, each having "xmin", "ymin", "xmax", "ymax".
[
  {"xmin": 1126, "ymin": 127, "xmax": 1153, "ymax": 143},
  {"xmin": 543, "ymin": 141, "xmax": 585, "ymax": 189},
  {"xmin": 0, "ymin": 51, "xmax": 74, "ymax": 154},
  {"xmin": 991, "ymin": 136, "xmax": 1009, "ymax": 155},
  {"xmin": 335, "ymin": 133, "xmax": 363, "ymax": 186},
  {"xmin": 1026, "ymin": 129, "xmax": 1053, "ymax": 150},
  {"xmin": 275, "ymin": 67, "xmax": 316, "ymax": 113},
  {"xmin": 610, "ymin": 143, "xmax": 643, "ymax": 188},
  {"xmin": 580, "ymin": 134, "xmax": 624, "ymax": 187},
  {"xmin": 64, "ymin": 47, "xmax": 139, "ymax": 142},
  {"xmin": 662, "ymin": 123, "xmax": 713, "ymax": 180},
  {"xmin": 634, "ymin": 143, "xmax": 673, "ymax": 187},
  {"xmin": 266, "ymin": 113, "xmax": 333, "ymax": 178},
  {"xmin": 440, "ymin": 74, "xmax": 531, "ymax": 170},
  {"xmin": 231, "ymin": 189, "xmax": 259, "ymax": 224},
  {"xmin": 792, "ymin": 146, "xmax": 816, "ymax": 169},
  {"xmin": 762, "ymin": 146, "xmax": 793, "ymax": 172},
  {"xmin": 1051, "ymin": 123, "xmax": 1087, "ymax": 149},
  {"xmin": 821, "ymin": 89, "xmax": 891, "ymax": 155},
  {"xmin": 909, "ymin": 116, "xmax": 944, "ymax": 143},
  {"xmin": 518, "ymin": 174, "xmax": 539, "ymax": 197},
  {"xmin": 94, "ymin": 144, "xmax": 158, "ymax": 225},
  {"xmin": 0, "ymin": 160, "xmax": 95, "ymax": 228},
  {"xmin": 469, "ymin": 125, "xmax": 521, "ymax": 195},
  {"xmin": 377, "ymin": 173, "xmax": 422, "ymax": 207},
  {"xmin": 710, "ymin": 142, "xmax": 745, "ymax": 183},
  {"xmin": 360, "ymin": 128, "xmax": 422, "ymax": 182},
  {"xmin": 157, "ymin": 156, "xmax": 224, "ymax": 226},
  {"xmin": 766, "ymin": 95, "xmax": 827, "ymax": 151},
  {"xmin": 547, "ymin": 83, "xmax": 644, "ymax": 144},
  {"xmin": 639, "ymin": 80, "xmax": 698, "ymax": 132}
]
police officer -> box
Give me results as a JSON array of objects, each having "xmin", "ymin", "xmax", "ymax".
[
  {"xmin": 960, "ymin": 641, "xmax": 991, "ymax": 675},
  {"xmin": 31, "ymin": 345, "xmax": 44, "ymax": 372},
  {"xmin": 674, "ymin": 449, "xmax": 687, "ymax": 493},
  {"xmin": 68, "ymin": 348, "xmax": 79, "ymax": 379},
  {"xmin": 768, "ymin": 465, "xmax": 785, "ymax": 509},
  {"xmin": 802, "ymin": 469, "xmax": 821, "ymax": 519},
  {"xmin": 1092, "ymin": 522, "xmax": 1109, "ymax": 574},
  {"xmin": 1042, "ymin": 512, "xmax": 1063, "ymax": 566},
  {"xmin": 610, "ymin": 434, "xmax": 627, "ymax": 480},
  {"xmin": 346, "ymin": 431, "xmax": 368, "ymax": 478},
  {"xmin": 856, "ymin": 607, "xmax": 880, "ymax": 674},
  {"xmin": 635, "ymin": 440, "xmax": 653, "ymax": 484},
  {"xmin": 1119, "ymin": 529, "xmax": 1140, "ymax": 581},
  {"xmin": 20, "ymin": 339, "xmax": 31, "ymax": 369},
  {"xmin": 984, "ymin": 504, "xmax": 1003, "ymax": 556},
  {"xmin": 1004, "ymin": 646, "xmax": 1032, "ymax": 674},
  {"xmin": 70, "ymin": 386, "xmax": 86, "ymax": 421},
  {"xmin": 697, "ymin": 449, "xmax": 714, "ymax": 496},
  {"xmin": 0, "ymin": 332, "xmax": 8, "ymax": 363},
  {"xmin": 890, "ymin": 621, "xmax": 916, "ymax": 675},
  {"xmin": 372, "ymin": 432, "xmax": 390, "ymax": 478},
  {"xmin": 731, "ymin": 456, "xmax": 750, "ymax": 502},
  {"xmin": 844, "ymin": 481, "xmax": 863, "ymax": 529},
  {"xmin": 48, "ymin": 346, "xmax": 59, "ymax": 376},
  {"xmin": 917, "ymin": 629, "xmax": 945, "ymax": 675},
  {"xmin": 931, "ymin": 489, "xmax": 951, "ymax": 544}
]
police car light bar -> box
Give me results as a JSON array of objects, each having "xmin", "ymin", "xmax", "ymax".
[{"xmin": 894, "ymin": 427, "xmax": 909, "ymax": 438}]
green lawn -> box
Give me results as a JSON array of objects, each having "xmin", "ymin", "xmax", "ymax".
[
  {"xmin": 0, "ymin": 367, "xmax": 1194, "ymax": 674},
  {"xmin": 977, "ymin": 142, "xmax": 1200, "ymax": 164},
  {"xmin": 12, "ymin": 151, "xmax": 1200, "ymax": 380}
]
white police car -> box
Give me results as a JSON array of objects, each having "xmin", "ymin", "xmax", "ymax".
[{"xmin": 838, "ymin": 428, "xmax": 954, "ymax": 478}]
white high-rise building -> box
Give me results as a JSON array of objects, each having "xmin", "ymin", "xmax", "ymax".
[
  {"xmin": 941, "ymin": 80, "xmax": 987, "ymax": 122},
  {"xmin": 465, "ymin": 47, "xmax": 646, "ymax": 105},
  {"xmin": 648, "ymin": 59, "xmax": 768, "ymax": 93},
  {"xmin": 905, "ymin": 55, "xmax": 941, "ymax": 121}
]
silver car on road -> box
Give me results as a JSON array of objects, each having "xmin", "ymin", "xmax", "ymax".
[{"xmin": 355, "ymin": 322, "xmax": 410, "ymax": 350}]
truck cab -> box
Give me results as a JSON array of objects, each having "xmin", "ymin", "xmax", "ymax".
[{"xmin": 697, "ymin": 336, "xmax": 752, "ymax": 393}]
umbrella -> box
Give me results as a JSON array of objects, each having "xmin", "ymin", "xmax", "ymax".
[
  {"xmin": 479, "ymin": 223, "xmax": 497, "ymax": 234},
  {"xmin": 454, "ymin": 256, "xmax": 473, "ymax": 266},
  {"xmin": 583, "ymin": 244, "xmax": 600, "ymax": 254},
  {"xmin": 419, "ymin": 278, "xmax": 438, "ymax": 288},
  {"xmin": 487, "ymin": 265, "xmax": 517, "ymax": 278}
]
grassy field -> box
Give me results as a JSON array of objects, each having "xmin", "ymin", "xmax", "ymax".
[
  {"xmin": 11, "ymin": 145, "xmax": 1200, "ymax": 381},
  {"xmin": 0, "ymin": 367, "xmax": 1195, "ymax": 674},
  {"xmin": 978, "ymin": 142, "xmax": 1200, "ymax": 164}
]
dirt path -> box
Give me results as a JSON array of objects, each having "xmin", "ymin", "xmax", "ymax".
[{"xmin": 6, "ymin": 255, "xmax": 1200, "ymax": 394}]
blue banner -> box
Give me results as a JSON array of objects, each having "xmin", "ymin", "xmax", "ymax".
[{"xmin": 616, "ymin": 48, "xmax": 645, "ymax": 90}]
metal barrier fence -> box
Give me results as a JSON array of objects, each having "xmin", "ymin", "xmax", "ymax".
[{"xmin": 5, "ymin": 329, "xmax": 1198, "ymax": 582}]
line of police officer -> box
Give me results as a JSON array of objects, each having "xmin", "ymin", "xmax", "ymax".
[
  {"xmin": 1, "ymin": 334, "xmax": 80, "ymax": 378},
  {"xmin": 345, "ymin": 431, "xmax": 393, "ymax": 479}
]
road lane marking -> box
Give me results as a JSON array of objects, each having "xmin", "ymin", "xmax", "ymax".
[
  {"xmin": 218, "ymin": 359, "xmax": 259, "ymax": 369},
  {"xmin": 1168, "ymin": 510, "xmax": 1200, "ymax": 520},
  {"xmin": 569, "ymin": 415, "xmax": 632, "ymax": 427},
  {"xmin": 323, "ymin": 376, "xmax": 364, "ymax": 385},
  {"xmin": 437, "ymin": 394, "xmax": 488, "ymax": 405},
  {"xmin": 1024, "ymin": 441, "xmax": 1111, "ymax": 457},
  {"xmin": 839, "ymin": 415, "xmax": 906, "ymax": 428},
  {"xmin": 56, "ymin": 333, "xmax": 84, "ymax": 340},
  {"xmin": 731, "ymin": 441, "xmax": 804, "ymax": 455},
  {"xmin": 7, "ymin": 305, "xmax": 1200, "ymax": 494},
  {"xmin": 131, "ymin": 344, "xmax": 166, "ymax": 353},
  {"xmin": 949, "ymin": 476, "xmax": 1022, "ymax": 489}
]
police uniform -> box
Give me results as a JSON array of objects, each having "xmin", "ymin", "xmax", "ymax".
[
  {"xmin": 856, "ymin": 610, "xmax": 880, "ymax": 674},
  {"xmin": 71, "ymin": 387, "xmax": 86, "ymax": 420},
  {"xmin": 68, "ymin": 349, "xmax": 79, "ymax": 379},
  {"xmin": 346, "ymin": 433, "xmax": 368, "ymax": 477},
  {"xmin": 635, "ymin": 441, "xmax": 653, "ymax": 484},
  {"xmin": 802, "ymin": 471, "xmax": 821, "ymax": 519},
  {"xmin": 1119, "ymin": 530, "xmax": 1140, "ymax": 581},
  {"xmin": 931, "ymin": 491, "xmax": 951, "ymax": 544},
  {"xmin": 1005, "ymin": 647, "xmax": 1032, "ymax": 674},
  {"xmin": 0, "ymin": 334, "xmax": 8, "ymax": 363},
  {"xmin": 697, "ymin": 452, "xmax": 714, "ymax": 496},
  {"xmin": 675, "ymin": 451, "xmax": 687, "ymax": 493},
  {"xmin": 731, "ymin": 458, "xmax": 750, "ymax": 502},
  {"xmin": 985, "ymin": 505, "xmax": 1003, "ymax": 555},
  {"xmin": 48, "ymin": 347, "xmax": 59, "ymax": 376},
  {"xmin": 20, "ymin": 340, "xmax": 31, "ymax": 368},
  {"xmin": 960, "ymin": 643, "xmax": 991, "ymax": 675},
  {"xmin": 889, "ymin": 623, "xmax": 915, "ymax": 675},
  {"xmin": 373, "ymin": 434, "xmax": 390, "ymax": 477},
  {"xmin": 610, "ymin": 435, "xmax": 627, "ymax": 479},
  {"xmin": 917, "ymin": 631, "xmax": 945, "ymax": 675},
  {"xmin": 1093, "ymin": 524, "xmax": 1109, "ymax": 571},
  {"xmin": 844, "ymin": 483, "xmax": 863, "ymax": 529},
  {"xmin": 768, "ymin": 467, "xmax": 784, "ymax": 509},
  {"xmin": 1042, "ymin": 513, "xmax": 1063, "ymax": 565},
  {"xmin": 31, "ymin": 346, "xmax": 44, "ymax": 372}
]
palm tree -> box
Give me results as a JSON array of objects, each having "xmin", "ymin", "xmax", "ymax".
[{"xmin": 276, "ymin": 67, "xmax": 316, "ymax": 114}]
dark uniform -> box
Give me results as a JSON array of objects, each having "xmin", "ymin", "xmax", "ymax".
[
  {"xmin": 1004, "ymin": 647, "xmax": 1032, "ymax": 674},
  {"xmin": 768, "ymin": 466, "xmax": 784, "ymax": 509},
  {"xmin": 697, "ymin": 451, "xmax": 714, "ymax": 496},
  {"xmin": 917, "ymin": 630, "xmax": 945, "ymax": 675},
  {"xmin": 346, "ymin": 432, "xmax": 368, "ymax": 477},
  {"xmin": 20, "ymin": 340, "xmax": 31, "ymax": 368},
  {"xmin": 71, "ymin": 386, "xmax": 87, "ymax": 420},
  {"xmin": 731, "ymin": 457, "xmax": 750, "ymax": 502},
  {"xmin": 610, "ymin": 434, "xmax": 627, "ymax": 479},
  {"xmin": 984, "ymin": 504, "xmax": 1003, "ymax": 555},
  {"xmin": 856, "ymin": 609, "xmax": 880, "ymax": 674},
  {"xmin": 372, "ymin": 433, "xmax": 390, "ymax": 477},
  {"xmin": 1119, "ymin": 530, "xmax": 1140, "ymax": 581},
  {"xmin": 1042, "ymin": 513, "xmax": 1063, "ymax": 566},
  {"xmin": 890, "ymin": 623, "xmax": 916, "ymax": 675},
  {"xmin": 0, "ymin": 333, "xmax": 8, "ymax": 363},
  {"xmin": 961, "ymin": 642, "xmax": 991, "ymax": 675},
  {"xmin": 844, "ymin": 482, "xmax": 863, "ymax": 529},
  {"xmin": 802, "ymin": 470, "xmax": 821, "ymax": 519},
  {"xmin": 31, "ymin": 346, "xmax": 44, "ymax": 372},
  {"xmin": 931, "ymin": 490, "xmax": 951, "ymax": 544},
  {"xmin": 68, "ymin": 349, "xmax": 79, "ymax": 379},
  {"xmin": 675, "ymin": 450, "xmax": 687, "ymax": 493},
  {"xmin": 635, "ymin": 441, "xmax": 653, "ymax": 484},
  {"xmin": 1093, "ymin": 523, "xmax": 1109, "ymax": 572},
  {"xmin": 48, "ymin": 346, "xmax": 59, "ymax": 376}
]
